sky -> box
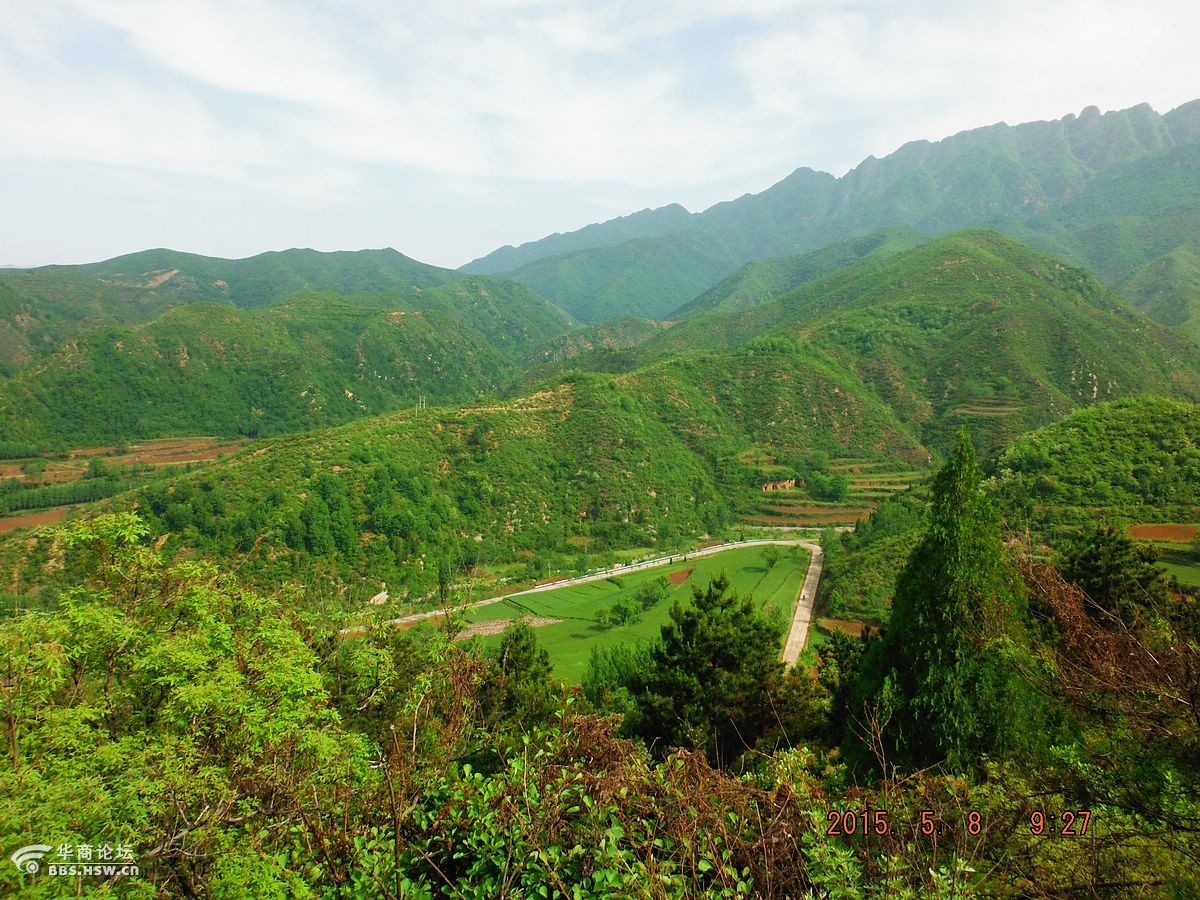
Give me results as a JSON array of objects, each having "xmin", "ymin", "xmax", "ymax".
[{"xmin": 1, "ymin": 0, "xmax": 1197, "ymax": 270}]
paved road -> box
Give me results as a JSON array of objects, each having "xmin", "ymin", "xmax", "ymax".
[
  {"xmin": 381, "ymin": 538, "xmax": 827, "ymax": 660},
  {"xmin": 781, "ymin": 542, "xmax": 824, "ymax": 665}
]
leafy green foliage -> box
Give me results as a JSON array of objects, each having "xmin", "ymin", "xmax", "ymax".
[
  {"xmin": 1057, "ymin": 523, "xmax": 1173, "ymax": 625},
  {"xmin": 0, "ymin": 514, "xmax": 372, "ymax": 896},
  {"xmin": 486, "ymin": 619, "xmax": 561, "ymax": 731}
]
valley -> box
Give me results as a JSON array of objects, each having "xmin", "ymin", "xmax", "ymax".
[{"xmin": 3, "ymin": 99, "xmax": 1200, "ymax": 897}]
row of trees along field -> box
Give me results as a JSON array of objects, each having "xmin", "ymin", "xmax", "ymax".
[{"xmin": 2, "ymin": 429, "xmax": 1198, "ymax": 895}]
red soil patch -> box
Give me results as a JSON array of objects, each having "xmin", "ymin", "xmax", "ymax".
[
  {"xmin": 0, "ymin": 507, "xmax": 69, "ymax": 534},
  {"xmin": 108, "ymin": 438, "xmax": 245, "ymax": 466},
  {"xmin": 668, "ymin": 567, "xmax": 694, "ymax": 586},
  {"xmin": 819, "ymin": 618, "xmax": 865, "ymax": 637},
  {"xmin": 1128, "ymin": 523, "xmax": 1198, "ymax": 543}
]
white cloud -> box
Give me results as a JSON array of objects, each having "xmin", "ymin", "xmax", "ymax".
[{"xmin": 1, "ymin": 0, "xmax": 1198, "ymax": 266}]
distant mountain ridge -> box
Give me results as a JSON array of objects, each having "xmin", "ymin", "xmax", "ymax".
[
  {"xmin": 462, "ymin": 100, "xmax": 1200, "ymax": 324},
  {"xmin": 461, "ymin": 204, "xmax": 694, "ymax": 275},
  {"xmin": 0, "ymin": 247, "xmax": 461, "ymax": 377}
]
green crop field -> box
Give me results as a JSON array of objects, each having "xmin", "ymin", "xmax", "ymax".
[
  {"xmin": 463, "ymin": 543, "xmax": 811, "ymax": 682},
  {"xmin": 1157, "ymin": 548, "xmax": 1200, "ymax": 587}
]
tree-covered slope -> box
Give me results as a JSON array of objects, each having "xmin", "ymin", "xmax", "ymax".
[
  {"xmin": 609, "ymin": 230, "xmax": 1200, "ymax": 457},
  {"xmin": 986, "ymin": 395, "xmax": 1200, "ymax": 523},
  {"xmin": 1, "ymin": 376, "xmax": 731, "ymax": 604},
  {"xmin": 468, "ymin": 101, "xmax": 1200, "ymax": 322},
  {"xmin": 0, "ymin": 278, "xmax": 572, "ymax": 445},
  {"xmin": 0, "ymin": 247, "xmax": 458, "ymax": 377}
]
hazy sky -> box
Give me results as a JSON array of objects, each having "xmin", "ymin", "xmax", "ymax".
[{"xmin": 2, "ymin": 1, "xmax": 1197, "ymax": 269}]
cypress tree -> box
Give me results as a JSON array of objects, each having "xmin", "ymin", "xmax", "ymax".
[{"xmin": 873, "ymin": 428, "xmax": 1024, "ymax": 771}]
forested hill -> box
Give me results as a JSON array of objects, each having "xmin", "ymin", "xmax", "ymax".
[
  {"xmin": 552, "ymin": 230, "xmax": 1200, "ymax": 457},
  {"xmin": 0, "ymin": 278, "xmax": 573, "ymax": 446},
  {"xmin": 987, "ymin": 395, "xmax": 1200, "ymax": 524},
  {"xmin": 461, "ymin": 100, "xmax": 1200, "ymax": 324},
  {"xmin": 0, "ymin": 246, "xmax": 458, "ymax": 377}
]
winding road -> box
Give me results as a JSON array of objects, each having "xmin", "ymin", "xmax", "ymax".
[{"xmin": 377, "ymin": 538, "xmax": 826, "ymax": 664}]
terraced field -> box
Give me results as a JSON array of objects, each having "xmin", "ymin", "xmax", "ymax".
[
  {"xmin": 742, "ymin": 459, "xmax": 926, "ymax": 528},
  {"xmin": 951, "ymin": 399, "xmax": 1023, "ymax": 417}
]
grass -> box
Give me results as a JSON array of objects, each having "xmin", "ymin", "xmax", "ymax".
[
  {"xmin": 1157, "ymin": 547, "xmax": 1200, "ymax": 588},
  {"xmin": 464, "ymin": 544, "xmax": 811, "ymax": 683}
]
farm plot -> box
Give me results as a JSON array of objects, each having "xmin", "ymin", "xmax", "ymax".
[
  {"xmin": 1127, "ymin": 523, "xmax": 1200, "ymax": 587},
  {"xmin": 463, "ymin": 544, "xmax": 810, "ymax": 683}
]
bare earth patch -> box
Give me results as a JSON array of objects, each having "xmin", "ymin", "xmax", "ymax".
[
  {"xmin": 818, "ymin": 618, "xmax": 865, "ymax": 637},
  {"xmin": 668, "ymin": 567, "xmax": 694, "ymax": 586},
  {"xmin": 0, "ymin": 507, "xmax": 69, "ymax": 534},
  {"xmin": 456, "ymin": 617, "xmax": 562, "ymax": 639},
  {"xmin": 1128, "ymin": 523, "xmax": 1198, "ymax": 542}
]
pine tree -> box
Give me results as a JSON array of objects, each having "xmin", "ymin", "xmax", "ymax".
[
  {"xmin": 872, "ymin": 428, "xmax": 1024, "ymax": 771},
  {"xmin": 626, "ymin": 572, "xmax": 784, "ymax": 768}
]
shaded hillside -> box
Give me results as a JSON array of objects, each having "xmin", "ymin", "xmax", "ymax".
[
  {"xmin": 466, "ymin": 101, "xmax": 1200, "ymax": 322},
  {"xmin": 594, "ymin": 231, "xmax": 1200, "ymax": 457},
  {"xmin": 461, "ymin": 204, "xmax": 693, "ymax": 274},
  {"xmin": 0, "ymin": 278, "xmax": 572, "ymax": 446},
  {"xmin": 0, "ymin": 247, "xmax": 456, "ymax": 377},
  {"xmin": 496, "ymin": 231, "xmax": 744, "ymax": 322},
  {"xmin": 527, "ymin": 316, "xmax": 670, "ymax": 366},
  {"xmin": 1004, "ymin": 142, "xmax": 1200, "ymax": 338},
  {"xmin": 1118, "ymin": 242, "xmax": 1200, "ymax": 340},
  {"xmin": 669, "ymin": 225, "xmax": 926, "ymax": 320}
]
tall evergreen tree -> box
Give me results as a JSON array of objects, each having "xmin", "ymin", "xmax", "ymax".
[
  {"xmin": 870, "ymin": 429, "xmax": 1024, "ymax": 771},
  {"xmin": 626, "ymin": 572, "xmax": 784, "ymax": 768}
]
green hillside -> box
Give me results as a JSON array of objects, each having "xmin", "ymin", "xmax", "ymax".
[
  {"xmin": 0, "ymin": 278, "xmax": 572, "ymax": 445},
  {"xmin": 14, "ymin": 232, "xmax": 1195, "ymax": 600},
  {"xmin": 0, "ymin": 376, "xmax": 730, "ymax": 607},
  {"xmin": 527, "ymin": 315, "xmax": 670, "ymax": 365},
  {"xmin": 635, "ymin": 230, "xmax": 1200, "ymax": 456},
  {"xmin": 461, "ymin": 203, "xmax": 694, "ymax": 273},
  {"xmin": 0, "ymin": 247, "xmax": 457, "ymax": 377},
  {"xmin": 1004, "ymin": 142, "xmax": 1200, "ymax": 336},
  {"xmin": 463, "ymin": 101, "xmax": 1200, "ymax": 323},
  {"xmin": 1119, "ymin": 241, "xmax": 1200, "ymax": 340},
  {"xmin": 986, "ymin": 395, "xmax": 1200, "ymax": 524}
]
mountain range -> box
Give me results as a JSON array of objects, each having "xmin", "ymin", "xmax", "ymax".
[
  {"xmin": 0, "ymin": 100, "xmax": 1197, "ymax": 465},
  {"xmin": 463, "ymin": 100, "xmax": 1200, "ymax": 331}
]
